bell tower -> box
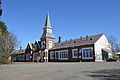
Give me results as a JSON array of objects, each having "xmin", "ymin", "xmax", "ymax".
[{"xmin": 40, "ymin": 13, "xmax": 55, "ymax": 50}]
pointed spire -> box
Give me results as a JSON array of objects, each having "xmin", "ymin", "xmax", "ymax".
[{"xmin": 44, "ymin": 12, "xmax": 51, "ymax": 28}]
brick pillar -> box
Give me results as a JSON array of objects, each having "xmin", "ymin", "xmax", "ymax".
[
  {"xmin": 8, "ymin": 56, "xmax": 12, "ymax": 62},
  {"xmin": 37, "ymin": 56, "xmax": 40, "ymax": 63},
  {"xmin": 44, "ymin": 49, "xmax": 48, "ymax": 62}
]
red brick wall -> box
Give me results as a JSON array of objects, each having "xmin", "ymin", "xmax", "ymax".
[{"xmin": 49, "ymin": 44, "xmax": 95, "ymax": 62}]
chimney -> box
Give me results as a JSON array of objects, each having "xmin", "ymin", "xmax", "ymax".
[
  {"xmin": 86, "ymin": 35, "xmax": 89, "ymax": 40},
  {"xmin": 70, "ymin": 38, "xmax": 72, "ymax": 42},
  {"xmin": 58, "ymin": 36, "xmax": 61, "ymax": 43},
  {"xmin": 80, "ymin": 36, "xmax": 82, "ymax": 40}
]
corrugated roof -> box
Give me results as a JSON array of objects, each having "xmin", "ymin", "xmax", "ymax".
[{"xmin": 51, "ymin": 34, "xmax": 103, "ymax": 50}]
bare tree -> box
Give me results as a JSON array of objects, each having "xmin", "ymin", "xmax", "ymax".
[
  {"xmin": 0, "ymin": 21, "xmax": 19, "ymax": 58},
  {"xmin": 0, "ymin": 32, "xmax": 19, "ymax": 58},
  {"xmin": 107, "ymin": 34, "xmax": 120, "ymax": 57}
]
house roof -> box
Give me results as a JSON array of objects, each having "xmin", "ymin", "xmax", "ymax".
[
  {"xmin": 15, "ymin": 49, "xmax": 25, "ymax": 55},
  {"xmin": 51, "ymin": 34, "xmax": 103, "ymax": 50},
  {"xmin": 28, "ymin": 41, "xmax": 33, "ymax": 49}
]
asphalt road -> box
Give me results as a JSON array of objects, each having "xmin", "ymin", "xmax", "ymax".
[{"xmin": 0, "ymin": 62, "xmax": 120, "ymax": 80}]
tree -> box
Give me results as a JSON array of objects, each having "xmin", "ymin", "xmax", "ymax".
[
  {"xmin": 107, "ymin": 34, "xmax": 120, "ymax": 57},
  {"xmin": 0, "ymin": 21, "xmax": 7, "ymax": 34},
  {"xmin": 0, "ymin": 21, "xmax": 19, "ymax": 58}
]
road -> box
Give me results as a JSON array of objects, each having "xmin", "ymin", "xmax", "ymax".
[{"xmin": 0, "ymin": 62, "xmax": 120, "ymax": 80}]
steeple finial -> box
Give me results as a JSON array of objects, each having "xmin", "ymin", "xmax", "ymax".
[{"xmin": 44, "ymin": 12, "xmax": 51, "ymax": 28}]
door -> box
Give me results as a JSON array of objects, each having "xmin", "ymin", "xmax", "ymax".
[{"xmin": 102, "ymin": 50, "xmax": 108, "ymax": 61}]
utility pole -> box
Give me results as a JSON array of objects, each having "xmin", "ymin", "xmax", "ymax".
[{"xmin": 0, "ymin": 0, "xmax": 2, "ymax": 16}]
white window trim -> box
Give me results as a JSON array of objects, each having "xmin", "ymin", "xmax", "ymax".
[
  {"xmin": 47, "ymin": 28, "xmax": 52, "ymax": 33},
  {"xmin": 82, "ymin": 47, "xmax": 93, "ymax": 59},
  {"xmin": 55, "ymin": 51, "xmax": 59, "ymax": 59},
  {"xmin": 49, "ymin": 41, "xmax": 52, "ymax": 48},
  {"xmin": 79, "ymin": 49, "xmax": 82, "ymax": 58},
  {"xmin": 50, "ymin": 51, "xmax": 54, "ymax": 59},
  {"xmin": 59, "ymin": 50, "xmax": 68, "ymax": 60},
  {"xmin": 72, "ymin": 49, "xmax": 78, "ymax": 58},
  {"xmin": 41, "ymin": 41, "xmax": 45, "ymax": 48}
]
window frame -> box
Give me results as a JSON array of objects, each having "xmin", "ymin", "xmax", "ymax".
[
  {"xmin": 49, "ymin": 41, "xmax": 53, "ymax": 48},
  {"xmin": 59, "ymin": 50, "xmax": 68, "ymax": 60},
  {"xmin": 82, "ymin": 47, "xmax": 93, "ymax": 59},
  {"xmin": 41, "ymin": 41, "xmax": 45, "ymax": 48},
  {"xmin": 55, "ymin": 51, "xmax": 59, "ymax": 59},
  {"xmin": 72, "ymin": 49, "xmax": 78, "ymax": 58},
  {"xmin": 50, "ymin": 51, "xmax": 54, "ymax": 59}
]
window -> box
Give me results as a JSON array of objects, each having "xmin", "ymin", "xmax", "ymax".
[
  {"xmin": 72, "ymin": 49, "xmax": 78, "ymax": 58},
  {"xmin": 41, "ymin": 41, "xmax": 45, "ymax": 48},
  {"xmin": 47, "ymin": 29, "xmax": 52, "ymax": 33},
  {"xmin": 38, "ymin": 42, "xmax": 41, "ymax": 48},
  {"xmin": 50, "ymin": 51, "xmax": 54, "ymax": 59},
  {"xmin": 55, "ymin": 51, "xmax": 59, "ymax": 59},
  {"xmin": 59, "ymin": 50, "xmax": 68, "ymax": 60},
  {"xmin": 49, "ymin": 41, "xmax": 52, "ymax": 48},
  {"xmin": 82, "ymin": 47, "xmax": 93, "ymax": 59}
]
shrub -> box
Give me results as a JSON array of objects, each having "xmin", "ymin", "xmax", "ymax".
[
  {"xmin": 0, "ymin": 57, "xmax": 12, "ymax": 65},
  {"xmin": 107, "ymin": 58, "xmax": 118, "ymax": 62}
]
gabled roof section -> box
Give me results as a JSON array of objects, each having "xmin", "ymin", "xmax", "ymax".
[
  {"xmin": 15, "ymin": 49, "xmax": 25, "ymax": 55},
  {"xmin": 51, "ymin": 34, "xmax": 103, "ymax": 50},
  {"xmin": 28, "ymin": 41, "xmax": 33, "ymax": 49},
  {"xmin": 44, "ymin": 12, "xmax": 51, "ymax": 28}
]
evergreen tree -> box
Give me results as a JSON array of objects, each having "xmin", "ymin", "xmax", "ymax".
[{"xmin": 0, "ymin": 21, "xmax": 7, "ymax": 34}]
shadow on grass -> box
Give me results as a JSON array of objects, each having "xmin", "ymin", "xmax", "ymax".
[{"xmin": 87, "ymin": 69, "xmax": 120, "ymax": 80}]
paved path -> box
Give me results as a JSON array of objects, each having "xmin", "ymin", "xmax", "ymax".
[{"xmin": 0, "ymin": 62, "xmax": 120, "ymax": 80}]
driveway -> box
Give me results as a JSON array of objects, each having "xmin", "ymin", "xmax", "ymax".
[{"xmin": 0, "ymin": 62, "xmax": 120, "ymax": 80}]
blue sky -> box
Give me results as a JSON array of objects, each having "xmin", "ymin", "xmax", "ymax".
[{"xmin": 1, "ymin": 0, "xmax": 120, "ymax": 49}]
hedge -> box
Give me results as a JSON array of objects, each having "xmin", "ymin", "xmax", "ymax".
[{"xmin": 0, "ymin": 57, "xmax": 12, "ymax": 65}]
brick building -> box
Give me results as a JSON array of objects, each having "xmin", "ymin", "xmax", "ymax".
[{"xmin": 14, "ymin": 13, "xmax": 112, "ymax": 62}]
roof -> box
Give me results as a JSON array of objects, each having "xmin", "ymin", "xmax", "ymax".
[
  {"xmin": 41, "ymin": 33, "xmax": 55, "ymax": 39},
  {"xmin": 102, "ymin": 48, "xmax": 111, "ymax": 53},
  {"xmin": 116, "ymin": 52, "xmax": 120, "ymax": 55},
  {"xmin": 15, "ymin": 49, "xmax": 25, "ymax": 55},
  {"xmin": 28, "ymin": 41, "xmax": 33, "ymax": 49},
  {"xmin": 41, "ymin": 13, "xmax": 55, "ymax": 39},
  {"xmin": 44, "ymin": 12, "xmax": 51, "ymax": 28},
  {"xmin": 51, "ymin": 34, "xmax": 103, "ymax": 50}
]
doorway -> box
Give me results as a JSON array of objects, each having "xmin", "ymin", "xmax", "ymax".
[{"xmin": 102, "ymin": 50, "xmax": 108, "ymax": 61}]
